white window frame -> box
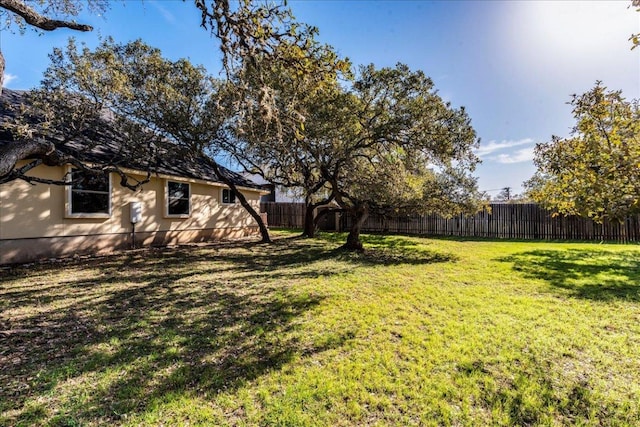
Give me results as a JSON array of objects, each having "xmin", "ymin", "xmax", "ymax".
[
  {"xmin": 221, "ymin": 188, "xmax": 238, "ymax": 205},
  {"xmin": 65, "ymin": 167, "xmax": 112, "ymax": 219},
  {"xmin": 165, "ymin": 180, "xmax": 191, "ymax": 218}
]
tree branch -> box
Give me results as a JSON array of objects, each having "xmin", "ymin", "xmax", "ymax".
[
  {"xmin": 0, "ymin": 0, "xmax": 93, "ymax": 31},
  {"xmin": 0, "ymin": 138, "xmax": 56, "ymax": 178}
]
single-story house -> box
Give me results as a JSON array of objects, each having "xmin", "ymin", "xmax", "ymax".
[{"xmin": 0, "ymin": 89, "xmax": 269, "ymax": 265}]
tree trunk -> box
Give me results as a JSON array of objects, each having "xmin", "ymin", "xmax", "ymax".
[
  {"xmin": 301, "ymin": 193, "xmax": 335, "ymax": 238},
  {"xmin": 343, "ymin": 204, "xmax": 368, "ymax": 251},
  {"xmin": 302, "ymin": 201, "xmax": 317, "ymax": 238},
  {"xmin": 203, "ymin": 156, "xmax": 271, "ymax": 243}
]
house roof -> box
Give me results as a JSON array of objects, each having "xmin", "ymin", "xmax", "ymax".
[{"xmin": 0, "ymin": 88, "xmax": 265, "ymax": 191}]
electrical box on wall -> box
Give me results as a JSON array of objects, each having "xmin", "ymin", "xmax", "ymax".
[{"xmin": 130, "ymin": 201, "xmax": 142, "ymax": 224}]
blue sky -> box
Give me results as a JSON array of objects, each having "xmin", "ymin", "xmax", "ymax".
[{"xmin": 2, "ymin": 0, "xmax": 639, "ymax": 196}]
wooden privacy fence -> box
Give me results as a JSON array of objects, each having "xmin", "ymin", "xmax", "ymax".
[
  {"xmin": 261, "ymin": 202, "xmax": 640, "ymax": 242},
  {"xmin": 260, "ymin": 202, "xmax": 307, "ymax": 229}
]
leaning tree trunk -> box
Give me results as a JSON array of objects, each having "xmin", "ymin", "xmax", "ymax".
[
  {"xmin": 343, "ymin": 203, "xmax": 368, "ymax": 251},
  {"xmin": 203, "ymin": 157, "xmax": 271, "ymax": 243}
]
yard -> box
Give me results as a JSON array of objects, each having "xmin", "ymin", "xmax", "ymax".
[{"xmin": 1, "ymin": 230, "xmax": 639, "ymax": 426}]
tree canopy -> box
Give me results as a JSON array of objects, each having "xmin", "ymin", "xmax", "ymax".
[
  {"xmin": 218, "ymin": 30, "xmax": 351, "ymax": 237},
  {"xmin": 1, "ymin": 1, "xmax": 485, "ymax": 250},
  {"xmin": 318, "ymin": 64, "xmax": 484, "ymax": 249},
  {"xmin": 0, "ymin": 0, "xmax": 342, "ymax": 245},
  {"xmin": 526, "ymin": 83, "xmax": 640, "ymax": 222},
  {"xmin": 0, "ymin": 0, "xmax": 322, "ymax": 184},
  {"xmin": 227, "ymin": 60, "xmax": 484, "ymax": 249}
]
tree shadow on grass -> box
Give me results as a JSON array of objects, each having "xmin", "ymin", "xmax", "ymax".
[
  {"xmin": 0, "ymin": 235, "xmax": 455, "ymax": 425},
  {"xmin": 315, "ymin": 232, "xmax": 458, "ymax": 266},
  {"xmin": 0, "ymin": 270, "xmax": 330, "ymax": 425},
  {"xmin": 497, "ymin": 249, "xmax": 640, "ymax": 301}
]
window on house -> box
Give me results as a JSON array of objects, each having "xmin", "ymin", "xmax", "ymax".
[
  {"xmin": 222, "ymin": 188, "xmax": 237, "ymax": 204},
  {"xmin": 167, "ymin": 181, "xmax": 190, "ymax": 216},
  {"xmin": 68, "ymin": 169, "xmax": 111, "ymax": 216}
]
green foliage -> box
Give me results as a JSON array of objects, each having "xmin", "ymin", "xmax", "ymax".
[
  {"xmin": 334, "ymin": 63, "xmax": 484, "ymax": 217},
  {"xmin": 228, "ymin": 59, "xmax": 484, "ymax": 247},
  {"xmin": 35, "ymin": 37, "xmax": 272, "ymax": 240},
  {"xmin": 313, "ymin": 64, "xmax": 485, "ymax": 248},
  {"xmin": 9, "ymin": 38, "xmax": 213, "ymax": 189},
  {"xmin": 526, "ymin": 83, "xmax": 640, "ymax": 222},
  {"xmin": 221, "ymin": 28, "xmax": 350, "ymax": 194}
]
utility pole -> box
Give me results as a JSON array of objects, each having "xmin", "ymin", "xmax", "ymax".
[{"xmin": 502, "ymin": 186, "xmax": 511, "ymax": 201}]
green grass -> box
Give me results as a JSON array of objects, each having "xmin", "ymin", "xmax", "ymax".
[{"xmin": 1, "ymin": 230, "xmax": 640, "ymax": 426}]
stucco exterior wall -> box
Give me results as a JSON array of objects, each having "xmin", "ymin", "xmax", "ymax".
[{"xmin": 0, "ymin": 163, "xmax": 264, "ymax": 264}]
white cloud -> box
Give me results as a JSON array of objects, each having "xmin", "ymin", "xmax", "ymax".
[
  {"xmin": 476, "ymin": 138, "xmax": 534, "ymax": 157},
  {"xmin": 3, "ymin": 73, "xmax": 17, "ymax": 87},
  {"xmin": 150, "ymin": 1, "xmax": 176, "ymax": 24},
  {"xmin": 490, "ymin": 147, "xmax": 536, "ymax": 164}
]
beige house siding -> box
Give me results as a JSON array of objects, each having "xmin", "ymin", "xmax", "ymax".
[{"xmin": 0, "ymin": 163, "xmax": 265, "ymax": 265}]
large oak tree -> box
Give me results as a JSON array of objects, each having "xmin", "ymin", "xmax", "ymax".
[
  {"xmin": 318, "ymin": 64, "xmax": 484, "ymax": 250},
  {"xmin": 0, "ymin": 0, "xmax": 311, "ymax": 178},
  {"xmin": 226, "ymin": 61, "xmax": 484, "ymax": 250},
  {"xmin": 219, "ymin": 33, "xmax": 351, "ymax": 238}
]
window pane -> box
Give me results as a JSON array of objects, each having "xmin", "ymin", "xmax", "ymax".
[
  {"xmin": 168, "ymin": 198, "xmax": 189, "ymax": 215},
  {"xmin": 71, "ymin": 191, "xmax": 109, "ymax": 214},
  {"xmin": 168, "ymin": 182, "xmax": 189, "ymax": 199},
  {"xmin": 223, "ymin": 189, "xmax": 236, "ymax": 204},
  {"xmin": 167, "ymin": 181, "xmax": 190, "ymax": 215},
  {"xmin": 69, "ymin": 169, "xmax": 110, "ymax": 214},
  {"xmin": 71, "ymin": 170, "xmax": 109, "ymax": 192}
]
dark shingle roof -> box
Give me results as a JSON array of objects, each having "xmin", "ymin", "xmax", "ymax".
[{"xmin": 0, "ymin": 89, "xmax": 264, "ymax": 190}]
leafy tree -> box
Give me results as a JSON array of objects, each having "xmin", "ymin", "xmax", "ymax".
[
  {"xmin": 219, "ymin": 32, "xmax": 351, "ymax": 238},
  {"xmin": 228, "ymin": 62, "xmax": 483, "ymax": 248},
  {"xmin": 1, "ymin": 38, "xmax": 272, "ymax": 241},
  {"xmin": 226, "ymin": 58, "xmax": 483, "ymax": 247},
  {"xmin": 0, "ymin": 1, "xmax": 315, "ymax": 182},
  {"xmin": 525, "ymin": 83, "xmax": 640, "ymax": 222},
  {"xmin": 1, "ymin": 0, "xmax": 333, "ymax": 244},
  {"xmin": 316, "ymin": 64, "xmax": 483, "ymax": 250}
]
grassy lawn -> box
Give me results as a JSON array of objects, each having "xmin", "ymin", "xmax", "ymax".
[{"xmin": 1, "ymin": 230, "xmax": 640, "ymax": 426}]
